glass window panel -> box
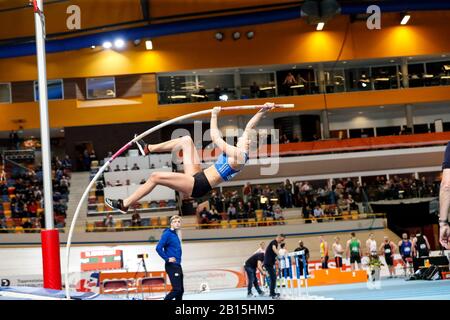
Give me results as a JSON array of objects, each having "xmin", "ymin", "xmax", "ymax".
[
  {"xmin": 324, "ymin": 69, "xmax": 345, "ymax": 93},
  {"xmin": 344, "ymin": 68, "xmax": 370, "ymax": 91},
  {"xmin": 425, "ymin": 60, "xmax": 450, "ymax": 86},
  {"xmin": 408, "ymin": 63, "xmax": 425, "ymax": 87},
  {"xmin": 371, "ymin": 65, "xmax": 398, "ymax": 90},
  {"xmin": 86, "ymin": 77, "xmax": 116, "ymax": 99},
  {"xmin": 349, "ymin": 128, "xmax": 374, "ymax": 138},
  {"xmin": 413, "ymin": 124, "xmax": 429, "ymax": 134},
  {"xmin": 376, "ymin": 126, "xmax": 401, "ymax": 136},
  {"xmin": 34, "ymin": 79, "xmax": 64, "ymax": 101},
  {"xmin": 197, "ymin": 74, "xmax": 235, "ymax": 101},
  {"xmin": 0, "ymin": 83, "xmax": 11, "ymax": 103},
  {"xmin": 240, "ymin": 72, "xmax": 276, "ymax": 98},
  {"xmin": 157, "ymin": 75, "xmax": 195, "ymax": 104},
  {"xmin": 277, "ymin": 69, "xmax": 318, "ymax": 96}
]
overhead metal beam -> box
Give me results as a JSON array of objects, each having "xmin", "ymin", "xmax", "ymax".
[{"xmin": 140, "ymin": 0, "xmax": 150, "ymax": 22}]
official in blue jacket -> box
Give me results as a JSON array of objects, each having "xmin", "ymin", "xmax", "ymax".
[{"xmin": 156, "ymin": 215, "xmax": 183, "ymax": 300}]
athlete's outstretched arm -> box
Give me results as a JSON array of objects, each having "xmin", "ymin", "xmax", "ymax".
[
  {"xmin": 241, "ymin": 103, "xmax": 275, "ymax": 142},
  {"xmin": 210, "ymin": 107, "xmax": 241, "ymax": 158}
]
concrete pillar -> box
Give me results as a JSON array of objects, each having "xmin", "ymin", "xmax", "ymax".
[
  {"xmin": 321, "ymin": 109, "xmax": 330, "ymax": 139},
  {"xmin": 405, "ymin": 104, "xmax": 414, "ymax": 133},
  {"xmin": 234, "ymin": 70, "xmax": 241, "ymax": 100},
  {"xmin": 318, "ymin": 63, "xmax": 326, "ymax": 94},
  {"xmin": 401, "ymin": 57, "xmax": 409, "ymax": 88}
]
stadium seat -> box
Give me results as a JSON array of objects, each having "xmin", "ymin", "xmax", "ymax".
[
  {"xmin": 150, "ymin": 217, "xmax": 159, "ymax": 227},
  {"xmin": 97, "ymin": 203, "xmax": 105, "ymax": 212},
  {"xmin": 220, "ymin": 220, "xmax": 229, "ymax": 229},
  {"xmin": 159, "ymin": 200, "xmax": 167, "ymax": 208},
  {"xmin": 256, "ymin": 210, "xmax": 263, "ymax": 221},
  {"xmin": 160, "ymin": 216, "xmax": 168, "ymax": 227},
  {"xmin": 247, "ymin": 218, "xmax": 256, "ymax": 227},
  {"xmin": 86, "ymin": 222, "xmax": 94, "ymax": 232},
  {"xmin": 14, "ymin": 226, "xmax": 24, "ymax": 233}
]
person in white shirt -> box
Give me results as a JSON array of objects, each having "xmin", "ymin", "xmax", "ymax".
[
  {"xmin": 366, "ymin": 233, "xmax": 378, "ymax": 257},
  {"xmin": 332, "ymin": 237, "xmax": 344, "ymax": 269},
  {"xmin": 278, "ymin": 243, "xmax": 290, "ymax": 285}
]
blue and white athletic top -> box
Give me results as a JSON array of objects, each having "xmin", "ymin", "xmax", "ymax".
[{"xmin": 214, "ymin": 152, "xmax": 249, "ymax": 181}]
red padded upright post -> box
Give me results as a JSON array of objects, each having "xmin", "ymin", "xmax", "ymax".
[{"xmin": 41, "ymin": 229, "xmax": 62, "ymax": 290}]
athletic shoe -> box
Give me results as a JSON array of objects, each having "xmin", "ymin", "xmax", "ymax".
[
  {"xmin": 105, "ymin": 198, "xmax": 128, "ymax": 214},
  {"xmin": 247, "ymin": 293, "xmax": 255, "ymax": 298},
  {"xmin": 271, "ymin": 294, "xmax": 280, "ymax": 300},
  {"xmin": 258, "ymin": 291, "xmax": 265, "ymax": 297},
  {"xmin": 134, "ymin": 134, "xmax": 149, "ymax": 156}
]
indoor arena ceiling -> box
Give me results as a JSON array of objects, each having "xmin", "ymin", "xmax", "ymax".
[{"xmin": 0, "ymin": 0, "xmax": 446, "ymax": 45}]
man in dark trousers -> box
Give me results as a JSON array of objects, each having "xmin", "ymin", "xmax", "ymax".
[
  {"xmin": 156, "ymin": 215, "xmax": 184, "ymax": 300},
  {"xmin": 294, "ymin": 240, "xmax": 310, "ymax": 277},
  {"xmin": 244, "ymin": 251, "xmax": 266, "ymax": 298},
  {"xmin": 263, "ymin": 234, "xmax": 286, "ymax": 299}
]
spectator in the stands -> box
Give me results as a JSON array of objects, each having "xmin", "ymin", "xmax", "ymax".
[
  {"xmin": 122, "ymin": 165, "xmax": 129, "ymax": 171},
  {"xmin": 131, "ymin": 163, "xmax": 140, "ymax": 171},
  {"xmin": 114, "ymin": 165, "xmax": 121, "ymax": 172},
  {"xmin": 210, "ymin": 205, "xmax": 222, "ymax": 222},
  {"xmin": 131, "ymin": 211, "xmax": 142, "ymax": 227},
  {"xmin": 139, "ymin": 178, "xmax": 146, "ymax": 185},
  {"xmin": 62, "ymin": 155, "xmax": 72, "ymax": 171},
  {"xmin": 200, "ymin": 207, "xmax": 212, "ymax": 227},
  {"xmin": 82, "ymin": 149, "xmax": 91, "ymax": 171},
  {"xmin": 22, "ymin": 219, "xmax": 33, "ymax": 233},
  {"xmin": 114, "ymin": 180, "xmax": 123, "ymax": 186},
  {"xmin": 291, "ymin": 134, "xmax": 300, "ymax": 143},
  {"xmin": 95, "ymin": 181, "xmax": 104, "ymax": 197},
  {"xmin": 283, "ymin": 72, "xmax": 297, "ymax": 95},
  {"xmin": 0, "ymin": 219, "xmax": 8, "ymax": 233},
  {"xmin": 236, "ymin": 201, "xmax": 247, "ymax": 221},
  {"xmin": 250, "ymin": 82, "xmax": 260, "ymax": 98},
  {"xmin": 243, "ymin": 182, "xmax": 252, "ymax": 204},
  {"xmin": 337, "ymin": 194, "xmax": 347, "ymax": 213},
  {"xmin": 346, "ymin": 194, "xmax": 358, "ymax": 211},
  {"xmin": 103, "ymin": 214, "xmax": 114, "ymax": 230},
  {"xmin": 284, "ymin": 179, "xmax": 293, "ymax": 208},
  {"xmin": 273, "ymin": 204, "xmax": 285, "ymax": 224},
  {"xmin": 59, "ymin": 176, "xmax": 70, "ymax": 194},
  {"xmin": 227, "ymin": 203, "xmax": 236, "ymax": 221},
  {"xmin": 210, "ymin": 190, "xmax": 224, "ymax": 213},
  {"xmin": 314, "ymin": 205, "xmax": 324, "ymax": 222},
  {"xmin": 279, "ymin": 133, "xmax": 289, "ymax": 144},
  {"xmin": 9, "ymin": 130, "xmax": 20, "ymax": 150},
  {"xmin": 303, "ymin": 205, "xmax": 312, "ymax": 223}
]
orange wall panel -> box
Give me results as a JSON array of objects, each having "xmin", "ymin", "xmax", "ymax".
[
  {"xmin": 0, "ymin": 13, "xmax": 450, "ymax": 82},
  {"xmin": 1, "ymin": 85, "xmax": 450, "ymax": 131}
]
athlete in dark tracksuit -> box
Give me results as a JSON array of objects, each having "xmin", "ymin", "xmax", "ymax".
[{"xmin": 156, "ymin": 216, "xmax": 184, "ymax": 300}]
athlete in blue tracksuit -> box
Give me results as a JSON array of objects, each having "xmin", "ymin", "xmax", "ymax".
[{"xmin": 156, "ymin": 215, "xmax": 183, "ymax": 300}]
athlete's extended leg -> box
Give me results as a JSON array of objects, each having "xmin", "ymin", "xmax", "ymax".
[
  {"xmin": 146, "ymin": 136, "xmax": 201, "ymax": 176},
  {"xmin": 124, "ymin": 171, "xmax": 195, "ymax": 207},
  {"xmin": 105, "ymin": 172, "xmax": 195, "ymax": 213}
]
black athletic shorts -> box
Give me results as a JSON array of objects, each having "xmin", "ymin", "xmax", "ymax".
[
  {"xmin": 443, "ymin": 142, "xmax": 450, "ymax": 169},
  {"xmin": 350, "ymin": 254, "xmax": 361, "ymax": 264},
  {"xmin": 191, "ymin": 171, "xmax": 212, "ymax": 198},
  {"xmin": 385, "ymin": 255, "xmax": 393, "ymax": 266}
]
